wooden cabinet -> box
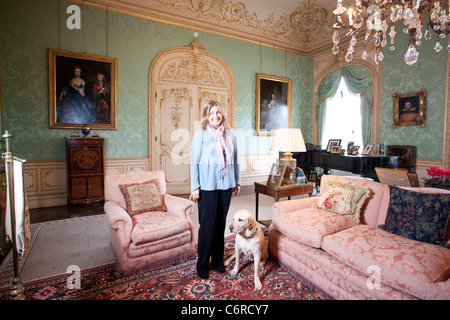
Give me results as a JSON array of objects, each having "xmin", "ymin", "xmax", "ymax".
[
  {"xmin": 386, "ymin": 145, "xmax": 417, "ymax": 173},
  {"xmin": 65, "ymin": 137, "xmax": 105, "ymax": 205}
]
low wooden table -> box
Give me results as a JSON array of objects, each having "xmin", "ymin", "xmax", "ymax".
[{"xmin": 254, "ymin": 181, "xmax": 314, "ymax": 226}]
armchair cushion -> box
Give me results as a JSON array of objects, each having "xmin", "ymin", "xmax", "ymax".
[
  {"xmin": 119, "ymin": 179, "xmax": 167, "ymax": 215},
  {"xmin": 131, "ymin": 211, "xmax": 190, "ymax": 246}
]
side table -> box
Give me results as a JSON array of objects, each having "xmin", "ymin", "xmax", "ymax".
[{"xmin": 254, "ymin": 181, "xmax": 314, "ymax": 226}]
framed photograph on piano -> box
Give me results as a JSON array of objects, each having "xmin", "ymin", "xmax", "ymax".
[
  {"xmin": 326, "ymin": 139, "xmax": 341, "ymax": 152},
  {"xmin": 362, "ymin": 144, "xmax": 374, "ymax": 155},
  {"xmin": 330, "ymin": 145, "xmax": 342, "ymax": 154},
  {"xmin": 349, "ymin": 146, "xmax": 360, "ymax": 155}
]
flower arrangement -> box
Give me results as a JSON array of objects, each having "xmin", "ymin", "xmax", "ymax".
[{"xmin": 422, "ymin": 167, "xmax": 450, "ymax": 189}]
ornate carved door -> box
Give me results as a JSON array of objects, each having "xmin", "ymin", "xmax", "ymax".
[{"xmin": 150, "ymin": 39, "xmax": 235, "ymax": 193}]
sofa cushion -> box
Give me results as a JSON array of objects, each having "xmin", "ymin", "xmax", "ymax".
[
  {"xmin": 119, "ymin": 179, "xmax": 167, "ymax": 215},
  {"xmin": 313, "ymin": 181, "xmax": 369, "ymax": 223},
  {"xmin": 321, "ymin": 175, "xmax": 389, "ymax": 226},
  {"xmin": 271, "ymin": 208, "xmax": 357, "ymax": 248},
  {"xmin": 322, "ymin": 224, "xmax": 450, "ymax": 299},
  {"xmin": 379, "ymin": 186, "xmax": 450, "ymax": 246},
  {"xmin": 131, "ymin": 211, "xmax": 189, "ymax": 245}
]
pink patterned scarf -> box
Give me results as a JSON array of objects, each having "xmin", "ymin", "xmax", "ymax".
[{"xmin": 206, "ymin": 124, "xmax": 231, "ymax": 172}]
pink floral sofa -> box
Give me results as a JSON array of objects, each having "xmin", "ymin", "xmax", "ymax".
[
  {"xmin": 104, "ymin": 171, "xmax": 196, "ymax": 275},
  {"xmin": 268, "ymin": 175, "xmax": 450, "ymax": 300}
]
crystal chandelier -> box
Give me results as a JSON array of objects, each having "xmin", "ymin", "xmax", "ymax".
[{"xmin": 331, "ymin": 0, "xmax": 449, "ymax": 65}]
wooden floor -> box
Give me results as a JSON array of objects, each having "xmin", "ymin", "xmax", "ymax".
[{"xmin": 29, "ymin": 202, "xmax": 105, "ymax": 224}]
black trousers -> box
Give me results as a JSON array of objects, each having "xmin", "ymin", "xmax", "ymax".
[{"xmin": 196, "ymin": 188, "xmax": 233, "ymax": 272}]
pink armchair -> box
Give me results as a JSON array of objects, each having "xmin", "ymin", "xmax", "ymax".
[{"xmin": 104, "ymin": 171, "xmax": 196, "ymax": 275}]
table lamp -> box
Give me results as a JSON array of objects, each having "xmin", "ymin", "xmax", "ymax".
[{"xmin": 270, "ymin": 128, "xmax": 307, "ymax": 185}]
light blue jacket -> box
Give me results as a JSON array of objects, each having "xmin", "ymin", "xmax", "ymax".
[{"xmin": 190, "ymin": 129, "xmax": 241, "ymax": 192}]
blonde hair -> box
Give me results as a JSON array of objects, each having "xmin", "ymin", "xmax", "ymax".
[{"xmin": 201, "ymin": 100, "xmax": 228, "ymax": 130}]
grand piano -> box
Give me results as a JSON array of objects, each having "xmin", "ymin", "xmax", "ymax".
[{"xmin": 292, "ymin": 150, "xmax": 399, "ymax": 181}]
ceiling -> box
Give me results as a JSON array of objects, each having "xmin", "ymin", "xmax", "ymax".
[{"xmin": 82, "ymin": 0, "xmax": 339, "ymax": 55}]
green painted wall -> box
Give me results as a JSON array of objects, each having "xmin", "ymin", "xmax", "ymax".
[
  {"xmin": 0, "ymin": 0, "xmax": 308, "ymax": 161},
  {"xmin": 1, "ymin": 1, "xmax": 447, "ymax": 162}
]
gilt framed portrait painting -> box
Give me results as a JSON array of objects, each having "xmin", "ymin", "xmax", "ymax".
[
  {"xmin": 48, "ymin": 48, "xmax": 117, "ymax": 130},
  {"xmin": 256, "ymin": 73, "xmax": 291, "ymax": 136}
]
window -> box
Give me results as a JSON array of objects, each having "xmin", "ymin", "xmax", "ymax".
[{"xmin": 321, "ymin": 76, "xmax": 363, "ymax": 151}]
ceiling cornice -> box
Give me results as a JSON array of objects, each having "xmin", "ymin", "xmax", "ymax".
[{"xmin": 69, "ymin": 0, "xmax": 336, "ymax": 56}]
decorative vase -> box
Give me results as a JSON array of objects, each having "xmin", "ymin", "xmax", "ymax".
[{"xmin": 81, "ymin": 124, "xmax": 90, "ymax": 137}]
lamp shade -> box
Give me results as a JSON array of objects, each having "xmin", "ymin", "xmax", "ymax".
[{"xmin": 270, "ymin": 128, "xmax": 306, "ymax": 153}]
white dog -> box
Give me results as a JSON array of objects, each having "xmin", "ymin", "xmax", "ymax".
[{"xmin": 225, "ymin": 209, "xmax": 268, "ymax": 290}]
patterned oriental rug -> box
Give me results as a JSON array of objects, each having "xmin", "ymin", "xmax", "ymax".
[{"xmin": 0, "ymin": 222, "xmax": 330, "ymax": 300}]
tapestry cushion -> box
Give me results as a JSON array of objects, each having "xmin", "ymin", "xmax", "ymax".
[
  {"xmin": 379, "ymin": 186, "xmax": 450, "ymax": 246},
  {"xmin": 119, "ymin": 179, "xmax": 167, "ymax": 215},
  {"xmin": 313, "ymin": 181, "xmax": 369, "ymax": 223},
  {"xmin": 321, "ymin": 224, "xmax": 450, "ymax": 300},
  {"xmin": 271, "ymin": 208, "xmax": 357, "ymax": 248}
]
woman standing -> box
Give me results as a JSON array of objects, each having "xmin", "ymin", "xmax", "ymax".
[{"xmin": 190, "ymin": 100, "xmax": 241, "ymax": 279}]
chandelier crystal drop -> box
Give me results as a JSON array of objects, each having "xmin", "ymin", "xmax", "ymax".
[
  {"xmin": 404, "ymin": 44, "xmax": 420, "ymax": 65},
  {"xmin": 331, "ymin": 0, "xmax": 449, "ymax": 65}
]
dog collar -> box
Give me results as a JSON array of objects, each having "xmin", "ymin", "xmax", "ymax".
[{"xmin": 244, "ymin": 229, "xmax": 257, "ymax": 239}]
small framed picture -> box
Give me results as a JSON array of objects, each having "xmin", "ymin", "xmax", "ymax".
[
  {"xmin": 362, "ymin": 144, "xmax": 374, "ymax": 155},
  {"xmin": 330, "ymin": 145, "xmax": 342, "ymax": 154},
  {"xmin": 376, "ymin": 143, "xmax": 386, "ymax": 155},
  {"xmin": 267, "ymin": 163, "xmax": 286, "ymax": 187},
  {"xmin": 346, "ymin": 141, "xmax": 354, "ymax": 154},
  {"xmin": 326, "ymin": 139, "xmax": 341, "ymax": 152},
  {"xmin": 349, "ymin": 146, "xmax": 360, "ymax": 155},
  {"xmin": 295, "ymin": 167, "xmax": 308, "ymax": 185}
]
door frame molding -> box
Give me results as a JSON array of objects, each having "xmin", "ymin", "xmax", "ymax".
[{"xmin": 149, "ymin": 39, "xmax": 235, "ymax": 174}]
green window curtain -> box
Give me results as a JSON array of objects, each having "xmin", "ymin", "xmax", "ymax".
[
  {"xmin": 316, "ymin": 68, "xmax": 341, "ymax": 146},
  {"xmin": 316, "ymin": 65, "xmax": 372, "ymax": 147},
  {"xmin": 341, "ymin": 65, "xmax": 373, "ymax": 146}
]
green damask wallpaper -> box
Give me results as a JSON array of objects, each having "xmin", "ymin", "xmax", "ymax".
[
  {"xmin": 0, "ymin": 0, "xmax": 307, "ymax": 160},
  {"xmin": 0, "ymin": 0, "xmax": 447, "ymax": 162},
  {"xmin": 379, "ymin": 22, "xmax": 448, "ymax": 159}
]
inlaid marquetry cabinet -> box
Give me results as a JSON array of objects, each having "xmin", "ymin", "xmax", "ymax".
[{"xmin": 65, "ymin": 137, "xmax": 105, "ymax": 205}]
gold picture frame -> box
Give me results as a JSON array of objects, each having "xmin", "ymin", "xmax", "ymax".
[
  {"xmin": 256, "ymin": 73, "xmax": 291, "ymax": 136},
  {"xmin": 49, "ymin": 48, "xmax": 117, "ymax": 130},
  {"xmin": 392, "ymin": 89, "xmax": 426, "ymax": 128}
]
